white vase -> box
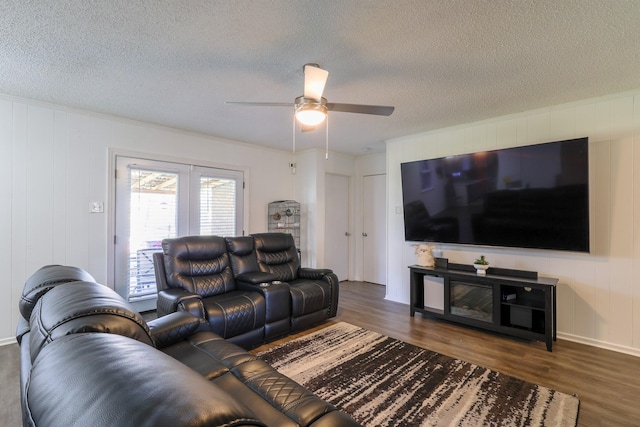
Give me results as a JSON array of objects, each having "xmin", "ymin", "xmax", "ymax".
[{"xmin": 474, "ymin": 264, "xmax": 489, "ymax": 276}]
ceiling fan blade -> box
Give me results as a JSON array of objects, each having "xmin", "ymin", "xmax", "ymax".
[
  {"xmin": 225, "ymin": 101, "xmax": 294, "ymax": 107},
  {"xmin": 303, "ymin": 64, "xmax": 329, "ymax": 101},
  {"xmin": 327, "ymin": 103, "xmax": 394, "ymax": 116}
]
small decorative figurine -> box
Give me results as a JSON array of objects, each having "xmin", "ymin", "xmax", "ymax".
[{"xmin": 412, "ymin": 243, "xmax": 435, "ymax": 267}]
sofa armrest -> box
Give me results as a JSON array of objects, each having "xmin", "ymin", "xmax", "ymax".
[
  {"xmin": 235, "ymin": 271, "xmax": 278, "ymax": 285},
  {"xmin": 298, "ymin": 268, "xmax": 333, "ymax": 280},
  {"xmin": 148, "ymin": 311, "xmax": 212, "ymax": 349},
  {"xmin": 178, "ymin": 296, "xmax": 206, "ymax": 319},
  {"xmin": 291, "ymin": 269, "xmax": 341, "ymax": 319},
  {"xmin": 157, "ymin": 288, "xmax": 204, "ymax": 318},
  {"xmin": 319, "ymin": 271, "xmax": 340, "ymax": 319},
  {"xmin": 297, "ymin": 268, "xmax": 339, "ymax": 318},
  {"xmin": 26, "ymin": 333, "xmax": 266, "ymax": 427},
  {"xmin": 152, "ymin": 252, "xmax": 169, "ymax": 290},
  {"xmin": 237, "ymin": 281, "xmax": 291, "ymax": 328},
  {"xmin": 16, "ymin": 316, "xmax": 30, "ymax": 345}
]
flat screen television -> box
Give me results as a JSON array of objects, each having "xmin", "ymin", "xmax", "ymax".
[{"xmin": 400, "ymin": 137, "xmax": 589, "ymax": 252}]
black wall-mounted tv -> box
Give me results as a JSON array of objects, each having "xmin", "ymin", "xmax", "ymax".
[{"xmin": 400, "ymin": 137, "xmax": 589, "ymax": 252}]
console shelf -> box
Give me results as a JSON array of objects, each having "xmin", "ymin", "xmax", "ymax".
[{"xmin": 409, "ymin": 264, "xmax": 557, "ymax": 351}]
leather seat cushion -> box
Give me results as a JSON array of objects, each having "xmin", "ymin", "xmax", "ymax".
[
  {"xmin": 161, "ymin": 330, "xmax": 256, "ymax": 380},
  {"xmin": 160, "ymin": 329, "xmax": 339, "ymax": 427},
  {"xmin": 230, "ymin": 358, "xmax": 338, "ymax": 426}
]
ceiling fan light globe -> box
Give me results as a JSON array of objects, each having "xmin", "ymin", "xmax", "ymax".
[
  {"xmin": 296, "ymin": 108, "xmax": 326, "ymax": 126},
  {"xmin": 294, "ymin": 97, "xmax": 328, "ymax": 126}
]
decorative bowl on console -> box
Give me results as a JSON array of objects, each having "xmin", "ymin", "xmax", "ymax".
[
  {"xmin": 473, "ymin": 256, "xmax": 489, "ymax": 275},
  {"xmin": 473, "ymin": 264, "xmax": 489, "ymax": 275}
]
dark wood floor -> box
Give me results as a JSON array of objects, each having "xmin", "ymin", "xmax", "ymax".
[{"xmin": 254, "ymin": 281, "xmax": 640, "ymax": 427}]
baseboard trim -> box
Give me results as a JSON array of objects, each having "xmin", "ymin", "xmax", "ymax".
[
  {"xmin": 0, "ymin": 337, "xmax": 17, "ymax": 347},
  {"xmin": 556, "ymin": 332, "xmax": 640, "ymax": 358},
  {"xmin": 383, "ymin": 291, "xmax": 640, "ymax": 358}
]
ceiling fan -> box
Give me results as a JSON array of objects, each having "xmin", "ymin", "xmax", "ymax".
[{"xmin": 226, "ymin": 63, "xmax": 394, "ymax": 128}]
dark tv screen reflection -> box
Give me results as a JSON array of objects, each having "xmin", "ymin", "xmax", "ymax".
[{"xmin": 400, "ymin": 137, "xmax": 589, "ymax": 252}]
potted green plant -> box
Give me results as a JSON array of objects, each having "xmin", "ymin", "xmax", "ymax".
[{"xmin": 473, "ymin": 255, "xmax": 489, "ymax": 275}]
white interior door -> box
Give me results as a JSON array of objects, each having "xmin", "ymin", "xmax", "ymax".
[
  {"xmin": 363, "ymin": 174, "xmax": 386, "ymax": 285},
  {"xmin": 324, "ymin": 173, "xmax": 350, "ymax": 281}
]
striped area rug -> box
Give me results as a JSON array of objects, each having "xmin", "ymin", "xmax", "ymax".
[{"xmin": 257, "ymin": 322, "xmax": 579, "ymax": 426}]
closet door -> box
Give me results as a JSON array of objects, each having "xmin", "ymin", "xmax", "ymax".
[{"xmin": 362, "ymin": 174, "xmax": 386, "ymax": 285}]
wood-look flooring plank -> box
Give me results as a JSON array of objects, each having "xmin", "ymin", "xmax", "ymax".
[{"xmin": 254, "ymin": 281, "xmax": 640, "ymax": 426}]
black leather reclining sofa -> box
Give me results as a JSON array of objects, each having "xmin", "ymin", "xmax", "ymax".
[
  {"xmin": 16, "ymin": 265, "xmax": 360, "ymax": 427},
  {"xmin": 154, "ymin": 233, "xmax": 340, "ymax": 349}
]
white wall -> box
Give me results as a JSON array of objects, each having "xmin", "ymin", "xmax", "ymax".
[
  {"xmin": 386, "ymin": 89, "xmax": 640, "ymax": 356},
  {"xmin": 10, "ymin": 85, "xmax": 640, "ymax": 357},
  {"xmin": 0, "ymin": 95, "xmax": 296, "ymax": 344}
]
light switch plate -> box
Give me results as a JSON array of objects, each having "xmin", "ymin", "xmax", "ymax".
[{"xmin": 90, "ymin": 201, "xmax": 104, "ymax": 213}]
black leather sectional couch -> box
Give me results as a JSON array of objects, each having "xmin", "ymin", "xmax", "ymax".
[
  {"xmin": 16, "ymin": 265, "xmax": 360, "ymax": 427},
  {"xmin": 154, "ymin": 233, "xmax": 339, "ymax": 349}
]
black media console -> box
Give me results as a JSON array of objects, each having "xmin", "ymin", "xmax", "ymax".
[{"xmin": 409, "ymin": 263, "xmax": 557, "ymax": 351}]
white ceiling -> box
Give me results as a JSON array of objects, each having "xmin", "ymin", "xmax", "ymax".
[{"xmin": 2, "ymin": 1, "xmax": 640, "ymax": 155}]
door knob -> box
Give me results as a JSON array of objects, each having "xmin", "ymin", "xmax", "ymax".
[
  {"xmin": 362, "ymin": 232, "xmax": 368, "ymax": 237},
  {"xmin": 345, "ymin": 232, "xmax": 351, "ymax": 236}
]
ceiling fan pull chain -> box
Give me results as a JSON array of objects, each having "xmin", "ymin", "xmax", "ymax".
[
  {"xmin": 292, "ymin": 113, "xmax": 296, "ymax": 154},
  {"xmin": 325, "ymin": 114, "xmax": 329, "ymax": 160}
]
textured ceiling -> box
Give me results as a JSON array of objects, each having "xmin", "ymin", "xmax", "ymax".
[{"xmin": 2, "ymin": 1, "xmax": 640, "ymax": 155}]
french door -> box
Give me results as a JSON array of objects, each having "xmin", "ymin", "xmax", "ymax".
[{"xmin": 114, "ymin": 156, "xmax": 243, "ymax": 311}]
